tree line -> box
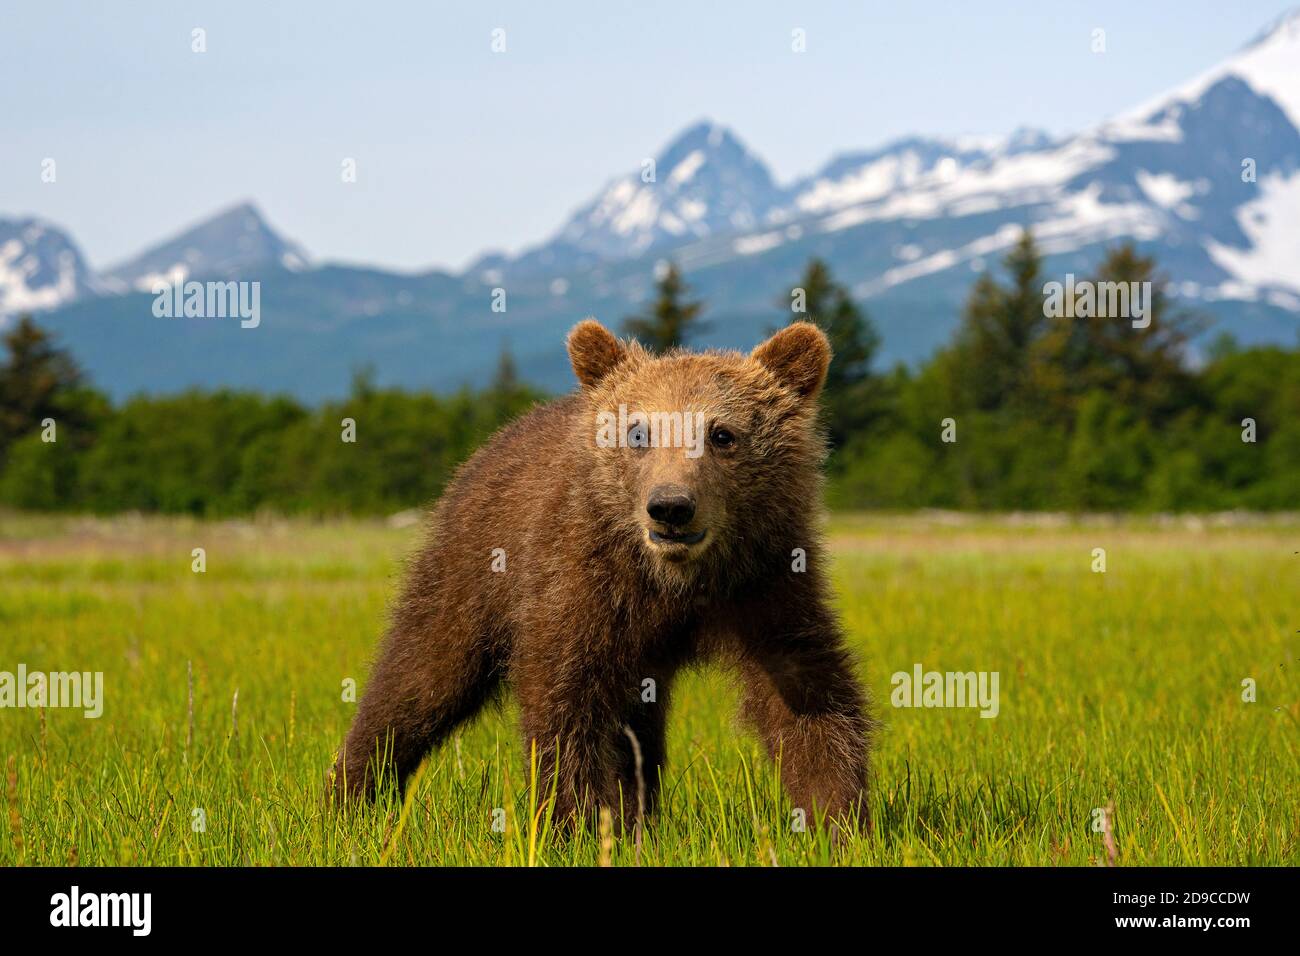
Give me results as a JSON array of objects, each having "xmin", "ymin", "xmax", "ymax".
[
  {"xmin": 1, "ymin": 231, "xmax": 1297, "ymax": 514},
  {"xmin": 0, "ymin": 337, "xmax": 541, "ymax": 515}
]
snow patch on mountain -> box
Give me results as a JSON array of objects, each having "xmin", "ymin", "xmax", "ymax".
[
  {"xmin": 1204, "ymin": 170, "xmax": 1300, "ymax": 289},
  {"xmin": 783, "ymin": 135, "xmax": 1014, "ymax": 218},
  {"xmin": 791, "ymin": 136, "xmax": 1116, "ymax": 240},
  {"xmin": 0, "ymin": 219, "xmax": 100, "ymax": 316},
  {"xmin": 667, "ymin": 149, "xmax": 707, "ymax": 186},
  {"xmin": 0, "ymin": 241, "xmax": 78, "ymax": 312},
  {"xmin": 1135, "ymin": 170, "xmax": 1199, "ymax": 209},
  {"xmin": 793, "ymin": 151, "xmax": 933, "ymax": 214}
]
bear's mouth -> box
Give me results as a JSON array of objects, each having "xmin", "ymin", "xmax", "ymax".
[{"xmin": 648, "ymin": 527, "xmax": 708, "ymax": 546}]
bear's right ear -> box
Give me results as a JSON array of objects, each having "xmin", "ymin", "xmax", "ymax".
[{"xmin": 567, "ymin": 319, "xmax": 627, "ymax": 389}]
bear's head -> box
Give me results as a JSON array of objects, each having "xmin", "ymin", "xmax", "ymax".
[{"xmin": 567, "ymin": 318, "xmax": 831, "ymax": 589}]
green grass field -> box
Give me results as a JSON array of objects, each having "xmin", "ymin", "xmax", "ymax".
[{"xmin": 1, "ymin": 511, "xmax": 1296, "ymax": 866}]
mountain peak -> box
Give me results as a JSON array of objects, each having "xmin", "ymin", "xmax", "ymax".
[
  {"xmin": 1244, "ymin": 6, "xmax": 1300, "ymax": 49},
  {"xmin": 482, "ymin": 119, "xmax": 781, "ymax": 274},
  {"xmin": 211, "ymin": 199, "xmax": 266, "ymax": 223},
  {"xmin": 653, "ymin": 120, "xmax": 769, "ymax": 183},
  {"xmin": 0, "ymin": 216, "xmax": 100, "ymax": 315},
  {"xmin": 105, "ymin": 202, "xmax": 310, "ymax": 291},
  {"xmin": 1119, "ymin": 5, "xmax": 1300, "ymax": 132},
  {"xmin": 661, "ymin": 119, "xmax": 739, "ymax": 153}
]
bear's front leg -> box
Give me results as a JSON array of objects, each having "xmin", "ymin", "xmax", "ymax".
[
  {"xmin": 518, "ymin": 705, "xmax": 623, "ymax": 828},
  {"xmin": 733, "ymin": 578, "xmax": 872, "ymax": 829},
  {"xmin": 334, "ymin": 602, "xmax": 502, "ymax": 803},
  {"xmin": 515, "ymin": 662, "xmax": 627, "ymax": 829}
]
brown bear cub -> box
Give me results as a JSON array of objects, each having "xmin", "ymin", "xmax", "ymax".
[{"xmin": 334, "ymin": 319, "xmax": 872, "ymax": 828}]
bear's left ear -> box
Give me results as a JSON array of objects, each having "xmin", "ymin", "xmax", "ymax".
[
  {"xmin": 567, "ymin": 319, "xmax": 628, "ymax": 389},
  {"xmin": 751, "ymin": 322, "xmax": 831, "ymax": 402}
]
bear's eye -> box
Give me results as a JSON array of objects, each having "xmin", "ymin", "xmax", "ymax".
[
  {"xmin": 626, "ymin": 420, "xmax": 650, "ymax": 450},
  {"xmin": 710, "ymin": 427, "xmax": 736, "ymax": 448}
]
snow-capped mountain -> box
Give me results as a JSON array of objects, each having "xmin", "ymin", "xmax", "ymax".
[
  {"xmin": 780, "ymin": 129, "xmax": 1055, "ymax": 220},
  {"xmin": 0, "ymin": 202, "xmax": 311, "ymax": 316},
  {"xmin": 0, "ymin": 219, "xmax": 101, "ymax": 317},
  {"xmin": 593, "ymin": 121, "xmax": 778, "ymax": 242},
  {"xmin": 719, "ymin": 8, "xmax": 1300, "ymax": 310},
  {"xmin": 569, "ymin": 120, "xmax": 780, "ymax": 253},
  {"xmin": 471, "ymin": 121, "xmax": 785, "ymax": 280},
  {"xmin": 479, "ymin": 9, "xmax": 1300, "ymax": 314},
  {"xmin": 688, "ymin": 68, "xmax": 1298, "ymax": 309},
  {"xmin": 12, "ymin": 9, "xmax": 1300, "ymax": 399},
  {"xmin": 103, "ymin": 201, "xmax": 311, "ymax": 293}
]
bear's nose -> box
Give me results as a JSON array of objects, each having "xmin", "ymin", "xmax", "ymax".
[{"xmin": 647, "ymin": 486, "xmax": 696, "ymax": 526}]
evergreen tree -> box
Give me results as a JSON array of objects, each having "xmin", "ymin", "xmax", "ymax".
[
  {"xmin": 1030, "ymin": 243, "xmax": 1202, "ymax": 425},
  {"xmin": 784, "ymin": 259, "xmax": 882, "ymax": 450},
  {"xmin": 491, "ymin": 344, "xmax": 519, "ymax": 394},
  {"xmin": 623, "ymin": 263, "xmax": 705, "ymax": 353},
  {"xmin": 951, "ymin": 230, "xmax": 1048, "ymax": 411},
  {"xmin": 485, "ymin": 343, "xmax": 532, "ymax": 421},
  {"xmin": 0, "ymin": 316, "xmax": 95, "ymax": 464}
]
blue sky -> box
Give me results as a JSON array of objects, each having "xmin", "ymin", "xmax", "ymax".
[{"xmin": 1, "ymin": 1, "xmax": 1293, "ymax": 271}]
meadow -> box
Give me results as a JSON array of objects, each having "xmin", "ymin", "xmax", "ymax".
[{"xmin": 0, "ymin": 511, "xmax": 1295, "ymax": 866}]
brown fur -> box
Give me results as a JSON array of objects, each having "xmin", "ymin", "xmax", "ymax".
[{"xmin": 334, "ymin": 320, "xmax": 873, "ymax": 829}]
